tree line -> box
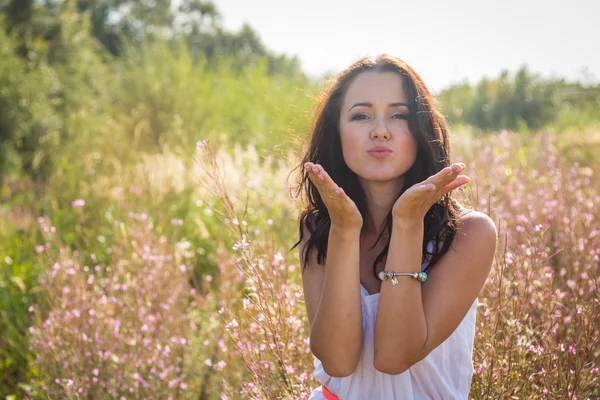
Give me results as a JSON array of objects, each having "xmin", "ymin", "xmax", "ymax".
[
  {"xmin": 0, "ymin": 0, "xmax": 598, "ymax": 189},
  {"xmin": 439, "ymin": 67, "xmax": 600, "ymax": 132}
]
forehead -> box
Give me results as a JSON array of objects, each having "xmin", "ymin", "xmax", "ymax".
[{"xmin": 342, "ymin": 71, "xmax": 407, "ymax": 105}]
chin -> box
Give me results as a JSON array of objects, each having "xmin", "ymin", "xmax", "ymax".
[{"xmin": 358, "ymin": 170, "xmax": 404, "ymax": 183}]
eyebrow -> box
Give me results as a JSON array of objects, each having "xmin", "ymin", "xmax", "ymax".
[{"xmin": 347, "ymin": 102, "xmax": 410, "ymax": 112}]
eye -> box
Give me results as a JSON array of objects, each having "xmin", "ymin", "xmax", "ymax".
[
  {"xmin": 351, "ymin": 113, "xmax": 369, "ymax": 121},
  {"xmin": 351, "ymin": 113, "xmax": 408, "ymax": 121}
]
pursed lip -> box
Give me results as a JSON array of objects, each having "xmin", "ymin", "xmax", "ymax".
[{"xmin": 367, "ymin": 145, "xmax": 393, "ymax": 153}]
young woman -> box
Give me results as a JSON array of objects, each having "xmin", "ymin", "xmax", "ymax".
[{"xmin": 292, "ymin": 55, "xmax": 497, "ymax": 399}]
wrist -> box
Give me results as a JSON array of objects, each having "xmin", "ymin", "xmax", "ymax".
[
  {"xmin": 330, "ymin": 223, "xmax": 362, "ymax": 236},
  {"xmin": 392, "ymin": 217, "xmax": 423, "ymax": 231}
]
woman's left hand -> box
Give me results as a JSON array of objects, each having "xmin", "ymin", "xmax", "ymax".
[{"xmin": 391, "ymin": 163, "xmax": 470, "ymax": 222}]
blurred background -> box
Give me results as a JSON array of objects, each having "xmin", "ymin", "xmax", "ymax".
[{"xmin": 0, "ymin": 0, "xmax": 598, "ymax": 398}]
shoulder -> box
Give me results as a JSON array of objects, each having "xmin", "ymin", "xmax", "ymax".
[
  {"xmin": 456, "ymin": 206, "xmax": 496, "ymax": 235},
  {"xmin": 454, "ymin": 206, "xmax": 498, "ymax": 254}
]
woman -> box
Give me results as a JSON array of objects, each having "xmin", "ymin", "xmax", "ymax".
[{"xmin": 292, "ymin": 54, "xmax": 497, "ymax": 399}]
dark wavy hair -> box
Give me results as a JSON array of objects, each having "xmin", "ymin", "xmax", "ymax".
[{"xmin": 290, "ymin": 54, "xmax": 464, "ymax": 278}]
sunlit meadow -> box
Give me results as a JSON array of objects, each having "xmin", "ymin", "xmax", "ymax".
[
  {"xmin": 3, "ymin": 127, "xmax": 596, "ymax": 399},
  {"xmin": 1, "ymin": 35, "xmax": 599, "ymax": 398},
  {"xmin": 1, "ymin": 2, "xmax": 599, "ymax": 398}
]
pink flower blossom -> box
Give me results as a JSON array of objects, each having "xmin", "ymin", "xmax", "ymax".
[
  {"xmin": 233, "ymin": 235, "xmax": 250, "ymax": 251},
  {"xmin": 71, "ymin": 199, "xmax": 85, "ymax": 208},
  {"xmin": 213, "ymin": 360, "xmax": 226, "ymax": 370}
]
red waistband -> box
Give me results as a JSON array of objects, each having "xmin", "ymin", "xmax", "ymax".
[{"xmin": 322, "ymin": 384, "xmax": 341, "ymax": 400}]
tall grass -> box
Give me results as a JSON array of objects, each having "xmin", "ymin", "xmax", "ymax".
[
  {"xmin": 1, "ymin": 33, "xmax": 598, "ymax": 398},
  {"xmin": 3, "ymin": 124, "xmax": 600, "ymax": 398}
]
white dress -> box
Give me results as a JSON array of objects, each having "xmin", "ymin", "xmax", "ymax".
[{"xmin": 308, "ymin": 242, "xmax": 479, "ymax": 400}]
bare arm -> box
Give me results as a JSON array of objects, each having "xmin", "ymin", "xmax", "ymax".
[
  {"xmin": 301, "ymin": 223, "xmax": 363, "ymax": 378},
  {"xmin": 373, "ymin": 213, "xmax": 496, "ymax": 374},
  {"xmin": 373, "ymin": 219, "xmax": 427, "ymax": 374}
]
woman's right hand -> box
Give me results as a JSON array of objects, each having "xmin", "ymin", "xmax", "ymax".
[{"xmin": 305, "ymin": 162, "xmax": 363, "ymax": 231}]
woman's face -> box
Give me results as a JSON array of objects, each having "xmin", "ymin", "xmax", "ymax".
[{"xmin": 339, "ymin": 71, "xmax": 418, "ymax": 184}]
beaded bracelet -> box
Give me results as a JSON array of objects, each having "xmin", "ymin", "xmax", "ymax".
[{"xmin": 378, "ymin": 271, "xmax": 428, "ymax": 285}]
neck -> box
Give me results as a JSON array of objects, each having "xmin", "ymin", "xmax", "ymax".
[{"xmin": 359, "ymin": 176, "xmax": 404, "ymax": 236}]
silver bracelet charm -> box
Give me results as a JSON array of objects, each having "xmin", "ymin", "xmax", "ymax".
[{"xmin": 378, "ymin": 271, "xmax": 428, "ymax": 285}]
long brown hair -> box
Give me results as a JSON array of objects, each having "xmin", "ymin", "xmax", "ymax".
[{"xmin": 290, "ymin": 54, "xmax": 463, "ymax": 278}]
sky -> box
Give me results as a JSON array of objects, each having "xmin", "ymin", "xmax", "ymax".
[{"xmin": 210, "ymin": 0, "xmax": 599, "ymax": 93}]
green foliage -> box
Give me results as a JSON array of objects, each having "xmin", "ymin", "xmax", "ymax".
[
  {"xmin": 0, "ymin": 3, "xmax": 316, "ymax": 393},
  {"xmin": 0, "ymin": 0, "xmax": 599, "ymax": 397},
  {"xmin": 183, "ymin": 22, "xmax": 304, "ymax": 79},
  {"xmin": 112, "ymin": 39, "xmax": 315, "ymax": 155},
  {"xmin": 0, "ymin": 18, "xmax": 63, "ymax": 186},
  {"xmin": 439, "ymin": 66, "xmax": 600, "ymax": 133},
  {"xmin": 0, "ymin": 234, "xmax": 42, "ymax": 396}
]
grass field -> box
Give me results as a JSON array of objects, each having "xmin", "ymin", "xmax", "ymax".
[{"xmin": 1, "ymin": 124, "xmax": 599, "ymax": 398}]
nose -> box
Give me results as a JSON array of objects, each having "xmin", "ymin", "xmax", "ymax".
[{"xmin": 370, "ymin": 118, "xmax": 390, "ymax": 141}]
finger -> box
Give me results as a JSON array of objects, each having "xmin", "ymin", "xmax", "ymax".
[
  {"xmin": 419, "ymin": 183, "xmax": 437, "ymax": 192},
  {"xmin": 433, "ymin": 163, "xmax": 465, "ymax": 186},
  {"xmin": 426, "ymin": 166, "xmax": 452, "ymax": 189},
  {"xmin": 311, "ymin": 164, "xmax": 339, "ymax": 192},
  {"xmin": 306, "ymin": 162, "xmax": 325, "ymax": 181},
  {"xmin": 423, "ymin": 165, "xmax": 465, "ymax": 195},
  {"xmin": 314, "ymin": 164, "xmax": 330, "ymax": 182},
  {"xmin": 306, "ymin": 163, "xmax": 339, "ymax": 198},
  {"xmin": 307, "ymin": 167, "xmax": 327, "ymax": 192},
  {"xmin": 441, "ymin": 175, "xmax": 470, "ymax": 194},
  {"xmin": 305, "ymin": 162, "xmax": 323, "ymax": 181},
  {"xmin": 423, "ymin": 167, "xmax": 451, "ymax": 191},
  {"xmin": 305, "ymin": 163, "xmax": 326, "ymax": 191},
  {"xmin": 312, "ymin": 164, "xmax": 328, "ymax": 181}
]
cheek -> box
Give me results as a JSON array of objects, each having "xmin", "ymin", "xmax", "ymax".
[
  {"xmin": 403, "ymin": 132, "xmax": 418, "ymax": 153},
  {"xmin": 398, "ymin": 134, "xmax": 419, "ymax": 167},
  {"xmin": 339, "ymin": 124, "xmax": 363, "ymax": 164}
]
